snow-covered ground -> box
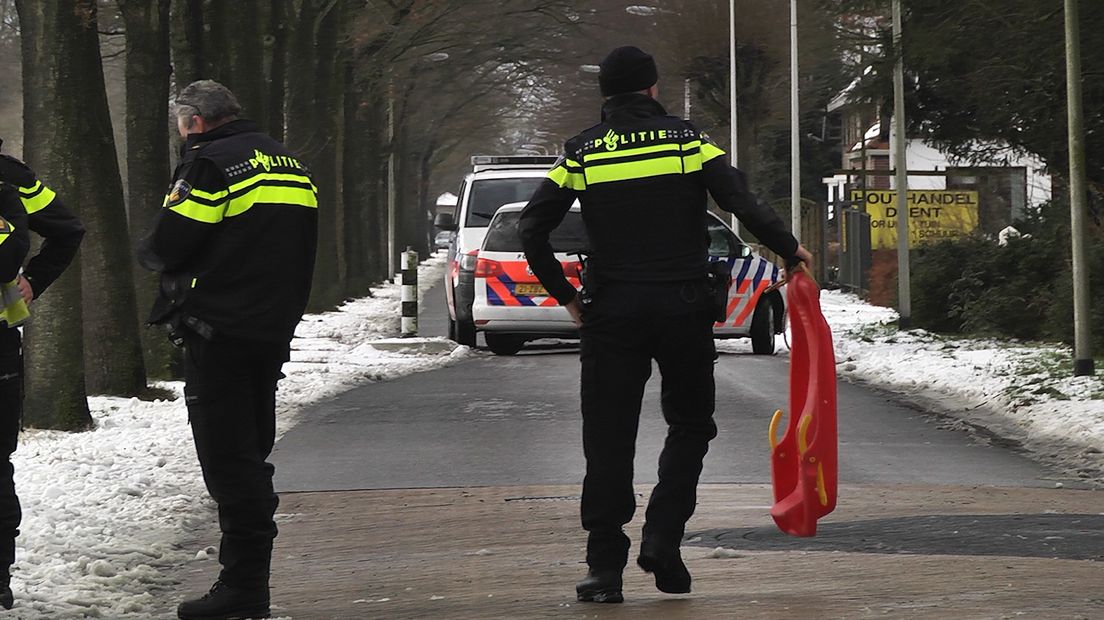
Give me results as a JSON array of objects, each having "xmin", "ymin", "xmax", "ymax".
[
  {"xmin": 819, "ymin": 290, "xmax": 1104, "ymax": 484},
  {"xmin": 9, "ymin": 254, "xmax": 467, "ymax": 618},
  {"xmin": 7, "ymin": 259, "xmax": 1103, "ymax": 617},
  {"xmin": 721, "ymin": 289, "xmax": 1104, "ymax": 484}
]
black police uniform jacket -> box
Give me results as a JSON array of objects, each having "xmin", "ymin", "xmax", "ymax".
[
  {"xmin": 519, "ymin": 94, "xmax": 798, "ymax": 305},
  {"xmin": 140, "ymin": 119, "xmax": 318, "ymax": 343},
  {"xmin": 0, "ymin": 155, "xmax": 86, "ymax": 296},
  {"xmin": 0, "ymin": 185, "xmax": 29, "ymax": 285}
]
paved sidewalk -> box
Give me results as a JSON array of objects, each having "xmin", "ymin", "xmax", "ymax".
[{"xmin": 172, "ymin": 483, "xmax": 1104, "ymax": 619}]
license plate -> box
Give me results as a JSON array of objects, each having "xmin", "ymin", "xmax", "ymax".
[{"xmin": 514, "ymin": 284, "xmax": 547, "ymax": 297}]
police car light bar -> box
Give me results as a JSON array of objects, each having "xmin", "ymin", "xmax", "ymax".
[{"xmin": 471, "ymin": 155, "xmax": 559, "ymax": 171}]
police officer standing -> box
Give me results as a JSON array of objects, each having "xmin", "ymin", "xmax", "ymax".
[
  {"xmin": 0, "ymin": 151, "xmax": 85, "ymax": 610},
  {"xmin": 0, "ymin": 169, "xmax": 28, "ymax": 614},
  {"xmin": 519, "ymin": 46, "xmax": 811, "ymax": 604},
  {"xmin": 138, "ymin": 80, "xmax": 318, "ymax": 620}
]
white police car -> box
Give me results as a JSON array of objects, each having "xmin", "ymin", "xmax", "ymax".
[
  {"xmin": 470, "ymin": 202, "xmax": 585, "ymax": 355},
  {"xmin": 471, "ymin": 204, "xmax": 785, "ymax": 356},
  {"xmin": 707, "ymin": 213, "xmax": 786, "ymax": 354}
]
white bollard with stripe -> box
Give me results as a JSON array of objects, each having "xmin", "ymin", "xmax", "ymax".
[{"xmin": 400, "ymin": 247, "xmax": 418, "ymax": 337}]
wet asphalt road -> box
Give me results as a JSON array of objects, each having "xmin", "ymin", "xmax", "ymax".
[{"xmin": 270, "ymin": 283, "xmax": 1062, "ymax": 492}]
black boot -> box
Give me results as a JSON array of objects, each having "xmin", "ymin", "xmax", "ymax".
[
  {"xmin": 0, "ymin": 573, "xmax": 10, "ymax": 608},
  {"xmin": 0, "ymin": 571, "xmax": 10, "ymax": 611},
  {"xmin": 637, "ymin": 538, "xmax": 691, "ymax": 594},
  {"xmin": 575, "ymin": 568, "xmax": 623, "ymax": 603},
  {"xmin": 176, "ymin": 581, "xmax": 270, "ymax": 620}
]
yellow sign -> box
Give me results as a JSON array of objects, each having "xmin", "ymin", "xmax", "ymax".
[{"xmin": 851, "ymin": 190, "xmax": 979, "ymax": 249}]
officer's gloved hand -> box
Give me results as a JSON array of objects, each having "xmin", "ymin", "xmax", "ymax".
[
  {"xmin": 0, "ymin": 154, "xmax": 36, "ymax": 188},
  {"xmin": 784, "ymin": 245, "xmax": 814, "ymax": 281}
]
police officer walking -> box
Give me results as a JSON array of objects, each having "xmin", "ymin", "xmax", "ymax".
[
  {"xmin": 0, "ymin": 151, "xmax": 85, "ymax": 609},
  {"xmin": 519, "ymin": 46, "xmax": 811, "ymax": 604},
  {"xmin": 138, "ymin": 80, "xmax": 318, "ymax": 620}
]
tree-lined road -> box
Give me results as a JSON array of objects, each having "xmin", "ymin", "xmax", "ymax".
[
  {"xmin": 247, "ymin": 284, "xmax": 1104, "ymax": 619},
  {"xmin": 272, "ymin": 283, "xmax": 1062, "ymax": 493}
]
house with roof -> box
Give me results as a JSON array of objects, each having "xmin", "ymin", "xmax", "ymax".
[
  {"xmin": 822, "ymin": 74, "xmax": 1051, "ymax": 235},
  {"xmin": 820, "ymin": 73, "xmax": 1052, "ymax": 302}
]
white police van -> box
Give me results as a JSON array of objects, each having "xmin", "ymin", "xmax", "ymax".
[{"xmin": 435, "ymin": 156, "xmax": 559, "ymax": 346}]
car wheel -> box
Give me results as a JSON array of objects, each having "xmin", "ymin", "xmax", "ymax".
[
  {"xmin": 750, "ymin": 296, "xmax": 776, "ymax": 355},
  {"xmin": 456, "ymin": 319, "xmax": 477, "ymax": 347},
  {"xmin": 485, "ymin": 333, "xmax": 525, "ymax": 356},
  {"xmin": 447, "ymin": 316, "xmax": 457, "ymax": 341}
]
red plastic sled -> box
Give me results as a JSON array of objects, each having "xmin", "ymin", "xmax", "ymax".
[{"xmin": 768, "ymin": 267, "xmax": 838, "ymax": 537}]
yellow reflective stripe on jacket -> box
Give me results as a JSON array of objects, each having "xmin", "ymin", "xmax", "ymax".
[
  {"xmin": 701, "ymin": 141, "xmax": 726, "ymax": 163},
  {"xmin": 585, "ymin": 155, "xmax": 685, "ymax": 185},
  {"xmin": 225, "ymin": 172, "xmax": 317, "ymax": 218},
  {"xmin": 573, "ymin": 136, "xmax": 728, "ymax": 186},
  {"xmin": 0, "ymin": 220, "xmax": 12, "ymax": 246},
  {"xmin": 169, "ymin": 172, "xmax": 316, "ymax": 223},
  {"xmin": 18, "ymin": 181, "xmax": 57, "ymax": 214},
  {"xmin": 226, "ymin": 184, "xmax": 318, "ymax": 218},
  {"xmin": 170, "ymin": 198, "xmax": 226, "ymax": 224},
  {"xmin": 683, "ymin": 140, "xmax": 724, "ymax": 172},
  {"xmin": 228, "ymin": 172, "xmax": 317, "ymax": 195},
  {"xmin": 190, "ymin": 186, "xmax": 230, "ymax": 202},
  {"xmin": 548, "ymin": 164, "xmax": 587, "ymax": 191},
  {"xmin": 583, "ymin": 142, "xmax": 683, "ymax": 163}
]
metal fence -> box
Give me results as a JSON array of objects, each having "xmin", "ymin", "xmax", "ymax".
[{"xmin": 838, "ymin": 208, "xmax": 871, "ymax": 294}]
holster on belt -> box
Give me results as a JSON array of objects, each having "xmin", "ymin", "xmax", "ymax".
[
  {"xmin": 706, "ymin": 260, "xmax": 733, "ymax": 323},
  {"xmin": 577, "ymin": 254, "xmax": 600, "ymax": 306}
]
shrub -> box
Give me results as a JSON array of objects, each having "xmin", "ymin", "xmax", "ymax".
[{"xmin": 911, "ymin": 197, "xmax": 1104, "ymax": 348}]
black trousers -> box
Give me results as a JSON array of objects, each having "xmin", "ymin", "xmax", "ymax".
[
  {"xmin": 0, "ymin": 328, "xmax": 20, "ymax": 572},
  {"xmin": 578, "ymin": 280, "xmax": 718, "ymax": 571},
  {"xmin": 183, "ymin": 332, "xmax": 290, "ymax": 589}
]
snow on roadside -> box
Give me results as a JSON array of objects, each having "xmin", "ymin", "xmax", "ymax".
[
  {"xmin": 10, "ymin": 253, "xmax": 463, "ymax": 618},
  {"xmin": 277, "ymin": 252, "xmax": 466, "ymax": 435},
  {"xmin": 9, "ymin": 257, "xmax": 1102, "ymax": 616},
  {"xmin": 717, "ymin": 288, "xmax": 1104, "ymax": 482},
  {"xmin": 819, "ymin": 290, "xmax": 1104, "ymax": 484}
]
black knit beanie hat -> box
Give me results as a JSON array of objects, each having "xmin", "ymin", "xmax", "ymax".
[{"xmin": 599, "ymin": 46, "xmax": 658, "ymax": 96}]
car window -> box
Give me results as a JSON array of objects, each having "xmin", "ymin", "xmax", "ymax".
[
  {"xmin": 707, "ymin": 220, "xmax": 751, "ymax": 257},
  {"xmin": 465, "ymin": 178, "xmax": 545, "ymax": 227},
  {"xmin": 484, "ymin": 211, "xmax": 588, "ymax": 253},
  {"xmin": 453, "ymin": 180, "xmax": 467, "ymax": 221}
]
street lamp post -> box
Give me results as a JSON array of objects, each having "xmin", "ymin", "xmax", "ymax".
[
  {"xmin": 892, "ymin": 0, "xmax": 911, "ymax": 329},
  {"xmin": 790, "ymin": 0, "xmax": 801, "ymax": 240},
  {"xmin": 730, "ymin": 0, "xmax": 741, "ymax": 236},
  {"xmin": 729, "ymin": 0, "xmax": 738, "ymax": 167},
  {"xmin": 1064, "ymin": 0, "xmax": 1094, "ymax": 376},
  {"xmin": 387, "ymin": 79, "xmax": 396, "ymax": 281}
]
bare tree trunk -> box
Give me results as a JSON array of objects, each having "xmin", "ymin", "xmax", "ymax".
[
  {"xmin": 263, "ymin": 0, "xmax": 288, "ymax": 141},
  {"xmin": 283, "ymin": 0, "xmax": 316, "ymax": 152},
  {"xmin": 121, "ymin": 0, "xmax": 176, "ymax": 380},
  {"xmin": 15, "ymin": 0, "xmax": 92, "ymax": 429},
  {"xmin": 396, "ymin": 139, "xmax": 429, "ymax": 258},
  {"xmin": 287, "ymin": 0, "xmax": 342, "ymax": 311},
  {"xmin": 60, "ymin": 2, "xmax": 149, "ymax": 396},
  {"xmin": 204, "ymin": 0, "xmax": 266, "ymax": 128},
  {"xmin": 170, "ymin": 0, "xmax": 204, "ymax": 88},
  {"xmin": 342, "ymin": 65, "xmax": 385, "ymax": 297}
]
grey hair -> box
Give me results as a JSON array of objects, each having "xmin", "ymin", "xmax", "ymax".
[
  {"xmin": 174, "ymin": 80, "xmax": 242, "ymax": 129},
  {"xmin": 174, "ymin": 103, "xmax": 202, "ymax": 129}
]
